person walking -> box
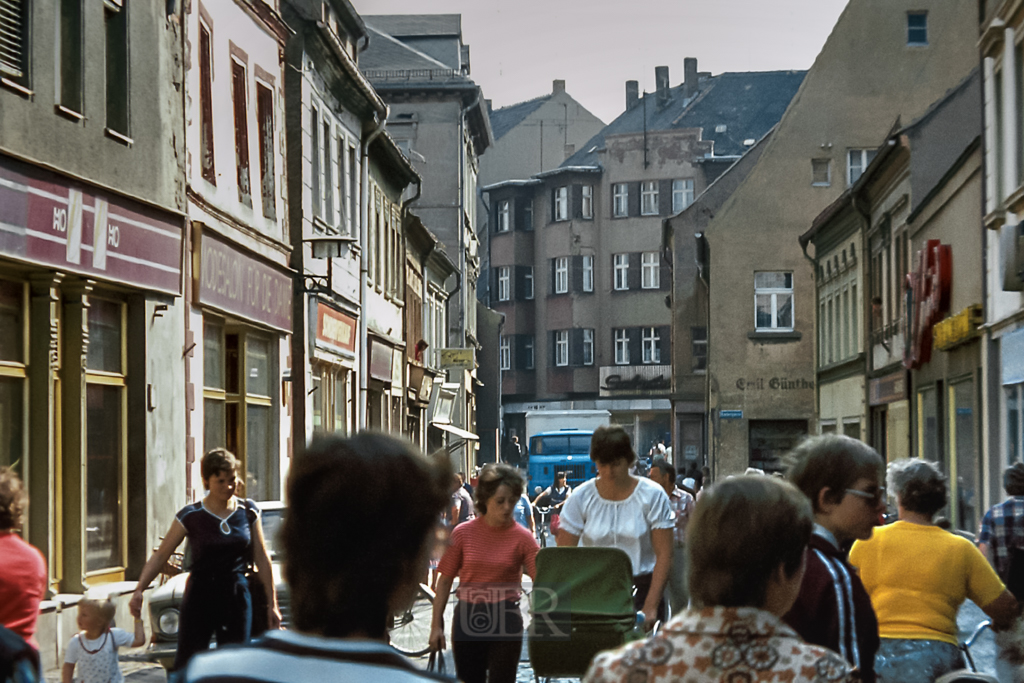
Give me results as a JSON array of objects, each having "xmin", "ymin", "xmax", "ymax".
[
  {"xmin": 450, "ymin": 475, "xmax": 476, "ymax": 527},
  {"xmin": 430, "ymin": 464, "xmax": 539, "ymax": 683},
  {"xmin": 129, "ymin": 449, "xmax": 280, "ymax": 672},
  {"xmin": 648, "ymin": 458, "xmax": 693, "ymax": 614},
  {"xmin": 0, "ymin": 468, "xmax": 46, "ymax": 653}
]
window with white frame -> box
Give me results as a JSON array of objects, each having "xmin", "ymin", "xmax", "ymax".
[
  {"xmin": 642, "ymin": 327, "xmax": 660, "ymax": 364},
  {"xmin": 847, "ymin": 149, "xmax": 877, "ymax": 186},
  {"xmin": 641, "ymin": 252, "xmax": 660, "ymax": 289},
  {"xmin": 812, "ymin": 159, "xmax": 831, "ymax": 187},
  {"xmin": 497, "ymin": 266, "xmax": 510, "ymax": 301},
  {"xmin": 582, "ymin": 255, "xmax": 594, "ymax": 292},
  {"xmin": 613, "ymin": 183, "xmax": 628, "ymax": 217},
  {"xmin": 641, "ymin": 180, "xmax": 659, "ymax": 215},
  {"xmin": 672, "ymin": 179, "xmax": 694, "ymax": 213},
  {"xmin": 755, "ymin": 272, "xmax": 794, "ymax": 331},
  {"xmin": 555, "ymin": 330, "xmax": 569, "ymax": 366},
  {"xmin": 614, "ymin": 329, "xmax": 630, "ymax": 365},
  {"xmin": 497, "ymin": 200, "xmax": 510, "ymax": 232},
  {"xmin": 907, "ymin": 11, "xmax": 927, "ymax": 46},
  {"xmin": 554, "ymin": 257, "xmax": 569, "ymax": 294},
  {"xmin": 523, "ymin": 201, "xmax": 533, "ymax": 230},
  {"xmin": 583, "ymin": 329, "xmax": 594, "ymax": 366},
  {"xmin": 554, "ymin": 187, "xmax": 568, "ymax": 221},
  {"xmin": 613, "ymin": 254, "xmax": 629, "ymax": 291},
  {"xmin": 524, "ymin": 267, "xmax": 534, "ymax": 300},
  {"xmin": 524, "ymin": 336, "xmax": 535, "ymax": 369},
  {"xmin": 581, "ymin": 185, "xmax": 593, "ymax": 219},
  {"xmin": 500, "ymin": 336, "xmax": 511, "ymax": 370}
]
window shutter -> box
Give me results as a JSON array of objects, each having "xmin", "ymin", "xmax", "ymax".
[
  {"xmin": 660, "ymin": 179, "xmax": 673, "ymax": 217},
  {"xmin": 515, "ymin": 266, "xmax": 526, "ymax": 301},
  {"xmin": 628, "ymin": 252, "xmax": 641, "ymax": 290},
  {"xmin": 550, "ymin": 331, "xmax": 557, "ymax": 367},
  {"xmin": 514, "ymin": 335, "xmax": 526, "ymax": 370},
  {"xmin": 628, "ymin": 328, "xmax": 641, "ymax": 366},
  {"xmin": 658, "ymin": 325, "xmax": 671, "ymax": 363},
  {"xmin": 629, "ymin": 182, "xmax": 641, "ymax": 217},
  {"xmin": 571, "ymin": 255, "xmax": 583, "ymax": 293},
  {"xmin": 551, "ymin": 188, "xmax": 557, "ymax": 223},
  {"xmin": 572, "ymin": 184, "xmax": 583, "ymax": 219},
  {"xmin": 0, "ymin": 0, "xmax": 26, "ymax": 78},
  {"xmin": 514, "ymin": 198, "xmax": 525, "ymax": 231},
  {"xmin": 491, "ymin": 267, "xmax": 498, "ymax": 302},
  {"xmin": 550, "ymin": 258, "xmax": 557, "ymax": 294},
  {"xmin": 571, "ymin": 329, "xmax": 584, "ymax": 367}
]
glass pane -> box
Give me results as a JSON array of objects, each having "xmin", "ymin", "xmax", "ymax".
[
  {"xmin": 756, "ymin": 294, "xmax": 773, "ymax": 328},
  {"xmin": 246, "ymin": 336, "xmax": 270, "ymax": 397},
  {"xmin": 334, "ymin": 373, "xmax": 347, "ymax": 435},
  {"xmin": 86, "ymin": 384, "xmax": 122, "ymax": 571},
  {"xmin": 921, "ymin": 389, "xmax": 940, "ymax": 465},
  {"xmin": 311, "ymin": 374, "xmax": 323, "ymax": 431},
  {"xmin": 0, "ymin": 280, "xmax": 23, "ymax": 363},
  {"xmin": 540, "ymin": 436, "xmax": 569, "ymax": 453},
  {"xmin": 204, "ymin": 398, "xmax": 225, "ymax": 450},
  {"xmin": 0, "ymin": 378, "xmax": 24, "ymax": 469},
  {"xmin": 203, "ymin": 323, "xmax": 224, "ymax": 390},
  {"xmin": 569, "ymin": 435, "xmax": 592, "ymax": 454},
  {"xmin": 1009, "ymin": 387, "xmax": 1020, "ymax": 465},
  {"xmin": 246, "ymin": 404, "xmax": 277, "ymax": 502},
  {"xmin": 777, "ymin": 294, "xmax": 793, "ymax": 328},
  {"xmin": 87, "ymin": 299, "xmax": 122, "ymax": 373},
  {"xmin": 755, "ymin": 272, "xmax": 787, "ymax": 290},
  {"xmin": 953, "ymin": 381, "xmax": 977, "ymax": 532}
]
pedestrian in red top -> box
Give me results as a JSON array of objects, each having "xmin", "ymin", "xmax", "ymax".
[
  {"xmin": 0, "ymin": 467, "xmax": 47, "ymax": 650},
  {"xmin": 429, "ymin": 463, "xmax": 539, "ymax": 683}
]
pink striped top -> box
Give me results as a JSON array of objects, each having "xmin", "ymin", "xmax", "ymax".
[{"xmin": 437, "ymin": 517, "xmax": 539, "ymax": 603}]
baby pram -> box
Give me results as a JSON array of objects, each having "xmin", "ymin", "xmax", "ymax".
[{"xmin": 528, "ymin": 547, "xmax": 642, "ymax": 680}]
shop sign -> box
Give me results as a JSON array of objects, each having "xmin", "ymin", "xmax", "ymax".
[
  {"xmin": 369, "ymin": 339, "xmax": 394, "ymax": 381},
  {"xmin": 0, "ymin": 154, "xmax": 182, "ymax": 294},
  {"xmin": 735, "ymin": 377, "xmax": 814, "ymax": 390},
  {"xmin": 869, "ymin": 371, "xmax": 907, "ymax": 406},
  {"xmin": 314, "ymin": 302, "xmax": 356, "ymax": 356},
  {"xmin": 439, "ymin": 348, "xmax": 475, "ymax": 370},
  {"xmin": 599, "ymin": 365, "xmax": 671, "ymax": 396},
  {"xmin": 933, "ymin": 305, "xmax": 982, "ymax": 352},
  {"xmin": 904, "ymin": 239, "xmax": 952, "ymax": 369},
  {"xmin": 195, "ymin": 230, "xmax": 292, "ymax": 333}
]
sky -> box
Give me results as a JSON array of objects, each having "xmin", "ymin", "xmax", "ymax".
[{"xmin": 355, "ymin": 0, "xmax": 850, "ymax": 124}]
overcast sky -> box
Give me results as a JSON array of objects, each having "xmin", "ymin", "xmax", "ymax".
[{"xmin": 355, "ymin": 0, "xmax": 850, "ymax": 124}]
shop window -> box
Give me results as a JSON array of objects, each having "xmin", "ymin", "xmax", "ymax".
[
  {"xmin": 0, "ymin": 279, "xmax": 25, "ymax": 471},
  {"xmin": 311, "ymin": 365, "xmax": 349, "ymax": 435},
  {"xmin": 1008, "ymin": 385, "xmax": 1022, "ymax": 466},
  {"xmin": 949, "ymin": 379, "xmax": 977, "ymax": 532},
  {"xmin": 917, "ymin": 386, "xmax": 940, "ymax": 465},
  {"xmin": 748, "ymin": 420, "xmax": 807, "ymax": 473}
]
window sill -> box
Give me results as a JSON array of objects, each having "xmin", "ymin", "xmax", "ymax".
[
  {"xmin": 1, "ymin": 78, "xmax": 33, "ymax": 99},
  {"xmin": 811, "ymin": 182, "xmax": 831, "ymax": 188},
  {"xmin": 747, "ymin": 330, "xmax": 802, "ymax": 342},
  {"xmin": 104, "ymin": 128, "xmax": 134, "ymax": 146},
  {"xmin": 55, "ymin": 105, "xmax": 85, "ymax": 122},
  {"xmin": 984, "ymin": 209, "xmax": 1006, "ymax": 231}
]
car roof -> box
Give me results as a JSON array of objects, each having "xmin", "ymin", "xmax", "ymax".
[{"xmin": 257, "ymin": 501, "xmax": 286, "ymax": 512}]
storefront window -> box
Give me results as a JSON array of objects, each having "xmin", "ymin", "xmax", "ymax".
[
  {"xmin": 246, "ymin": 404, "xmax": 274, "ymax": 501},
  {"xmin": 0, "ymin": 280, "xmax": 25, "ymax": 470},
  {"xmin": 203, "ymin": 322, "xmax": 226, "ymax": 452},
  {"xmin": 0, "ymin": 280, "xmax": 24, "ymax": 362},
  {"xmin": 333, "ymin": 373, "xmax": 348, "ymax": 435},
  {"xmin": 918, "ymin": 386, "xmax": 940, "ymax": 464},
  {"xmin": 1008, "ymin": 386, "xmax": 1021, "ymax": 465},
  {"xmin": 247, "ymin": 337, "xmax": 270, "ymax": 397},
  {"xmin": 950, "ymin": 379, "xmax": 977, "ymax": 533},
  {"xmin": 87, "ymin": 300, "xmax": 122, "ymax": 373},
  {"xmin": 749, "ymin": 420, "xmax": 807, "ymax": 473},
  {"xmin": 311, "ymin": 374, "xmax": 323, "ymax": 431}
]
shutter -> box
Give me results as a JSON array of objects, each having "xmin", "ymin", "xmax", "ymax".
[
  {"xmin": 660, "ymin": 179, "xmax": 673, "ymax": 217},
  {"xmin": 658, "ymin": 325, "xmax": 671, "ymax": 363},
  {"xmin": 0, "ymin": 0, "xmax": 26, "ymax": 78},
  {"xmin": 551, "ymin": 188, "xmax": 557, "ymax": 223},
  {"xmin": 572, "ymin": 184, "xmax": 583, "ymax": 219},
  {"xmin": 550, "ymin": 331, "xmax": 557, "ymax": 367},
  {"xmin": 572, "ymin": 255, "xmax": 583, "ymax": 293},
  {"xmin": 550, "ymin": 258, "xmax": 557, "ymax": 294},
  {"xmin": 515, "ymin": 198, "xmax": 525, "ymax": 231},
  {"xmin": 514, "ymin": 266, "xmax": 525, "ymax": 301},
  {"xmin": 629, "ymin": 182, "xmax": 641, "ymax": 217},
  {"xmin": 514, "ymin": 335, "xmax": 526, "ymax": 370},
  {"xmin": 628, "ymin": 328, "xmax": 641, "ymax": 366},
  {"xmin": 628, "ymin": 252, "xmax": 641, "ymax": 290},
  {"xmin": 571, "ymin": 329, "xmax": 584, "ymax": 367}
]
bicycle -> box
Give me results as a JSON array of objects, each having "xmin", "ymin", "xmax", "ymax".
[
  {"xmin": 389, "ymin": 583, "xmax": 435, "ymax": 656},
  {"xmin": 534, "ymin": 506, "xmax": 553, "ymax": 548}
]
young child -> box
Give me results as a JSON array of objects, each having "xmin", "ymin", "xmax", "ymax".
[
  {"xmin": 62, "ymin": 598, "xmax": 145, "ymax": 683},
  {"xmin": 783, "ymin": 434, "xmax": 885, "ymax": 683}
]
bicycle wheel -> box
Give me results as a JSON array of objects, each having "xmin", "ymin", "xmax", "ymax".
[{"xmin": 389, "ymin": 587, "xmax": 434, "ymax": 657}]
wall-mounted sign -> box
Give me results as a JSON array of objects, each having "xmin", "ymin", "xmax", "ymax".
[
  {"xmin": 439, "ymin": 348, "xmax": 475, "ymax": 370},
  {"xmin": 599, "ymin": 365, "xmax": 671, "ymax": 396},
  {"xmin": 905, "ymin": 239, "xmax": 952, "ymax": 369},
  {"xmin": 0, "ymin": 154, "xmax": 183, "ymax": 294},
  {"xmin": 720, "ymin": 410, "xmax": 743, "ymax": 419},
  {"xmin": 933, "ymin": 304, "xmax": 982, "ymax": 352},
  {"xmin": 314, "ymin": 301, "xmax": 356, "ymax": 356},
  {"xmin": 735, "ymin": 377, "xmax": 814, "ymax": 390},
  {"xmin": 369, "ymin": 339, "xmax": 394, "ymax": 381},
  {"xmin": 869, "ymin": 370, "xmax": 907, "ymax": 406}
]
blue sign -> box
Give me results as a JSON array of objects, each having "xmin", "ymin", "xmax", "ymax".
[{"xmin": 720, "ymin": 410, "xmax": 743, "ymax": 419}]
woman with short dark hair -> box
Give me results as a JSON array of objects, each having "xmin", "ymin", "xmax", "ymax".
[
  {"xmin": 850, "ymin": 458, "xmax": 1020, "ymax": 683},
  {"xmin": 0, "ymin": 467, "xmax": 47, "ymax": 651},
  {"xmin": 430, "ymin": 463, "xmax": 539, "ymax": 683}
]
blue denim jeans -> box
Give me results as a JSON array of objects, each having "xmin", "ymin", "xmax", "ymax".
[{"xmin": 875, "ymin": 638, "xmax": 964, "ymax": 683}]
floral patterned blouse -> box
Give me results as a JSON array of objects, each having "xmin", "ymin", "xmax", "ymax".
[{"xmin": 583, "ymin": 606, "xmax": 856, "ymax": 683}]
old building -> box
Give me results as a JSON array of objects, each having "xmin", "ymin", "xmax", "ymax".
[
  {"xmin": 702, "ymin": 0, "xmax": 977, "ymax": 475},
  {"xmin": 487, "ymin": 62, "xmax": 804, "ymax": 457}
]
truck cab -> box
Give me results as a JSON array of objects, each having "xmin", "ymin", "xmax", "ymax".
[{"xmin": 528, "ymin": 429, "xmax": 597, "ymax": 490}]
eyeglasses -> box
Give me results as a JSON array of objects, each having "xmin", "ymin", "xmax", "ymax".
[{"xmin": 845, "ymin": 487, "xmax": 886, "ymax": 504}]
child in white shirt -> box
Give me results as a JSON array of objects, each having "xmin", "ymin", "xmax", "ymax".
[{"xmin": 62, "ymin": 598, "xmax": 145, "ymax": 683}]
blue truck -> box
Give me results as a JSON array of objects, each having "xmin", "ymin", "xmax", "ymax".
[{"xmin": 525, "ymin": 410, "xmax": 611, "ymax": 490}]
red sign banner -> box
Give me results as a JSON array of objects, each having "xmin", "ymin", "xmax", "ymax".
[
  {"xmin": 0, "ymin": 154, "xmax": 183, "ymax": 294},
  {"xmin": 904, "ymin": 239, "xmax": 952, "ymax": 369},
  {"xmin": 315, "ymin": 302, "xmax": 356, "ymax": 356}
]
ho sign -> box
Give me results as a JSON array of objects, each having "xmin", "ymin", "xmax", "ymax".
[{"xmin": 904, "ymin": 239, "xmax": 951, "ymax": 370}]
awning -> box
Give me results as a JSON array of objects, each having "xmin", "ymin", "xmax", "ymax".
[{"xmin": 432, "ymin": 422, "xmax": 479, "ymax": 441}]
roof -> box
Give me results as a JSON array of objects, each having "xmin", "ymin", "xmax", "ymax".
[
  {"xmin": 360, "ymin": 24, "xmax": 457, "ymax": 73},
  {"xmin": 562, "ymin": 70, "xmax": 806, "ymax": 167},
  {"xmin": 361, "ymin": 14, "xmax": 461, "ymax": 38},
  {"xmin": 489, "ymin": 95, "xmax": 550, "ymax": 141}
]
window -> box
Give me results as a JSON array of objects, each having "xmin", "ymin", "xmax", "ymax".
[
  {"xmin": 641, "ymin": 180, "xmax": 659, "ymax": 215},
  {"xmin": 198, "ymin": 22, "xmax": 215, "ymax": 183},
  {"xmin": 59, "ymin": 0, "xmax": 84, "ymax": 114},
  {"xmin": 499, "ymin": 336, "xmax": 511, "ymax": 370},
  {"xmin": 256, "ymin": 83, "xmax": 276, "ymax": 219},
  {"xmin": 323, "ymin": 121, "xmax": 333, "ymax": 224},
  {"xmin": 347, "ymin": 145, "xmax": 358, "ymax": 235},
  {"xmin": 524, "ymin": 336, "xmax": 535, "ymax": 369},
  {"xmin": 583, "ymin": 329, "xmax": 594, "ymax": 366},
  {"xmin": 497, "ymin": 200, "xmax": 510, "ymax": 232},
  {"xmin": 847, "ymin": 149, "xmax": 878, "ymax": 186},
  {"xmin": 582, "ymin": 255, "xmax": 594, "ymax": 292},
  {"xmin": 641, "ymin": 252, "xmax": 660, "ymax": 289},
  {"xmin": 692, "ymin": 327, "xmax": 707, "ymax": 372},
  {"xmin": 0, "ymin": 280, "xmax": 25, "ymax": 472},
  {"xmin": 581, "ymin": 185, "xmax": 593, "ymax": 219},
  {"xmin": 907, "ymin": 11, "xmax": 927, "ymax": 46},
  {"xmin": 642, "ymin": 327, "xmax": 661, "ymax": 364},
  {"xmin": 555, "ymin": 330, "xmax": 569, "ymax": 366},
  {"xmin": 0, "ymin": 0, "xmax": 29, "ymax": 83},
  {"xmin": 672, "ymin": 179, "xmax": 694, "ymax": 213},
  {"xmin": 104, "ymin": 0, "xmax": 130, "ymax": 135},
  {"xmin": 311, "ymin": 106, "xmax": 321, "ymax": 220},
  {"xmin": 613, "ymin": 253, "xmax": 629, "ymax": 291},
  {"xmin": 613, "ymin": 183, "xmax": 628, "ymax": 217},
  {"xmin": 554, "ymin": 257, "xmax": 569, "ymax": 294},
  {"xmin": 231, "ymin": 60, "xmax": 252, "ymax": 207},
  {"xmin": 755, "ymin": 272, "xmax": 794, "ymax": 331},
  {"xmin": 497, "ymin": 266, "xmax": 510, "ymax": 301},
  {"xmin": 524, "ymin": 267, "xmax": 534, "ymax": 300},
  {"xmin": 523, "ymin": 201, "xmax": 534, "ymax": 230},
  {"xmin": 812, "ymin": 159, "xmax": 830, "ymax": 187},
  {"xmin": 614, "ymin": 328, "xmax": 630, "ymax": 365},
  {"xmin": 554, "ymin": 186, "xmax": 568, "ymax": 221}
]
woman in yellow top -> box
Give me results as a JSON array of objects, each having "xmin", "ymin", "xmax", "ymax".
[{"xmin": 849, "ymin": 458, "xmax": 1019, "ymax": 683}]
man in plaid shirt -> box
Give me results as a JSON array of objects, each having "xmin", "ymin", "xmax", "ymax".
[
  {"xmin": 649, "ymin": 458, "xmax": 694, "ymax": 614},
  {"xmin": 978, "ymin": 462, "xmax": 1024, "ymax": 583}
]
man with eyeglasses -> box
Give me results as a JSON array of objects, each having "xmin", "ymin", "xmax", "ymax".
[{"xmin": 782, "ymin": 434, "xmax": 885, "ymax": 683}]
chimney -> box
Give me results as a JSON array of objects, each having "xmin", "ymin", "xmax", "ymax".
[
  {"xmin": 485, "ymin": 99, "xmax": 492, "ymax": 112},
  {"xmin": 626, "ymin": 80, "xmax": 639, "ymax": 110},
  {"xmin": 655, "ymin": 66, "xmax": 670, "ymax": 107},
  {"xmin": 552, "ymin": 79, "xmax": 565, "ymax": 95},
  {"xmin": 684, "ymin": 57, "xmax": 698, "ymax": 99}
]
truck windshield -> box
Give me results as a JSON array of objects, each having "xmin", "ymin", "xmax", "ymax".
[{"xmin": 530, "ymin": 434, "xmax": 591, "ymax": 455}]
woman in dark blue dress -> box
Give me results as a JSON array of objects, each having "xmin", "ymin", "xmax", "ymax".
[{"xmin": 129, "ymin": 449, "xmax": 280, "ymax": 671}]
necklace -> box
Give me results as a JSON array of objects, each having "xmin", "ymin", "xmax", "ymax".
[{"xmin": 80, "ymin": 630, "xmax": 109, "ymax": 655}]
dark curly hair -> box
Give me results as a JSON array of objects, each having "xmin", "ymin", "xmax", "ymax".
[
  {"xmin": 888, "ymin": 458, "xmax": 946, "ymax": 517},
  {"xmin": 0, "ymin": 467, "xmax": 26, "ymax": 530},
  {"xmin": 282, "ymin": 431, "xmax": 451, "ymax": 639},
  {"xmin": 474, "ymin": 463, "xmax": 524, "ymax": 514},
  {"xmin": 590, "ymin": 425, "xmax": 636, "ymax": 465}
]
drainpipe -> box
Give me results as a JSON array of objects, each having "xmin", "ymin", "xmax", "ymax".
[
  {"xmin": 799, "ymin": 230, "xmax": 820, "ymax": 437},
  {"xmin": 358, "ymin": 108, "xmax": 388, "ymax": 428},
  {"xmin": 851, "ymin": 193, "xmax": 876, "ymax": 449}
]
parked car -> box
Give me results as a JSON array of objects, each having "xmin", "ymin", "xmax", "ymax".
[{"xmin": 146, "ymin": 501, "xmax": 288, "ymax": 669}]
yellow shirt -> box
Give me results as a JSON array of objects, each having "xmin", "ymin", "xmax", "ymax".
[{"xmin": 849, "ymin": 521, "xmax": 1005, "ymax": 645}]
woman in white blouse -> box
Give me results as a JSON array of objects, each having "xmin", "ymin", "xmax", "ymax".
[{"xmin": 556, "ymin": 425, "xmax": 674, "ymax": 626}]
